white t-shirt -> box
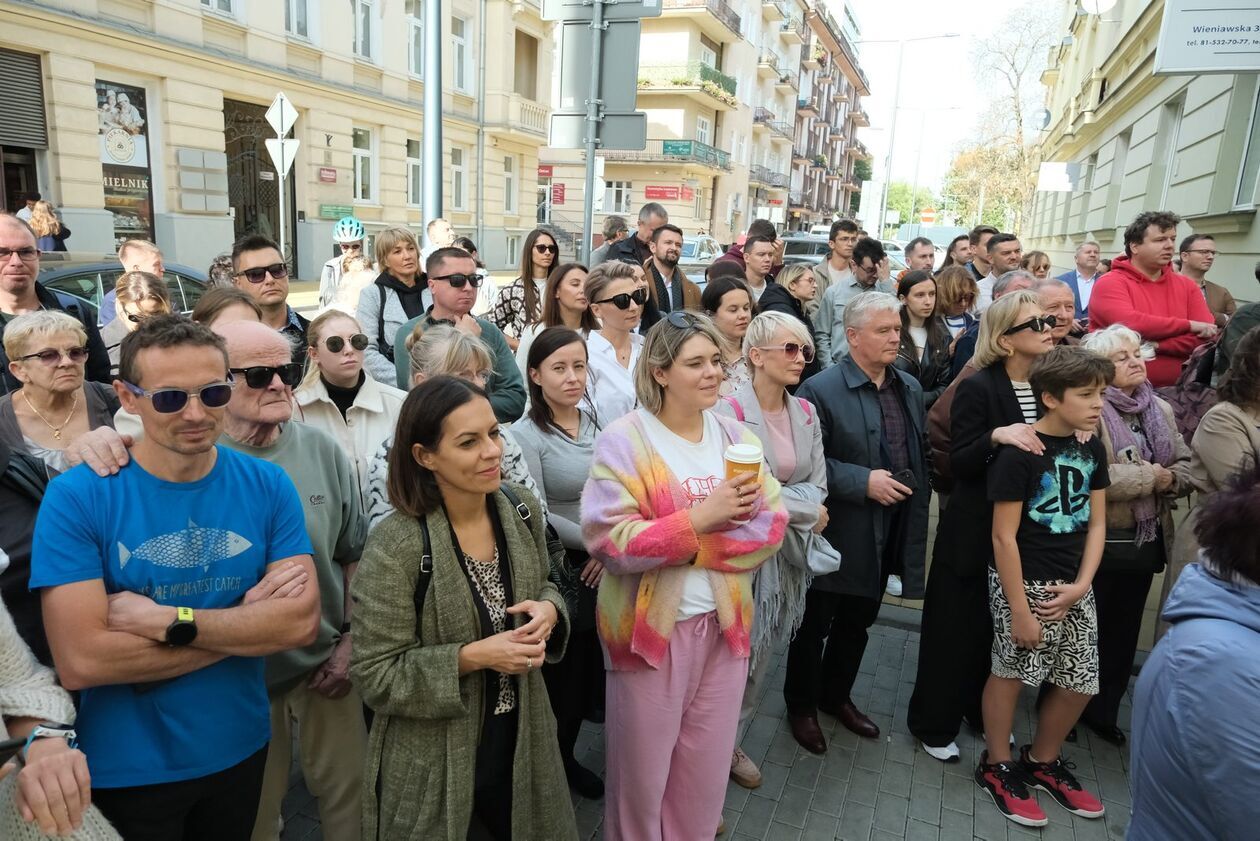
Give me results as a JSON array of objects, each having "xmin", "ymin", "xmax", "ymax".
[
  {"xmin": 638, "ymin": 408, "xmax": 721, "ymax": 619},
  {"xmin": 976, "ymin": 274, "xmax": 996, "ymax": 313},
  {"xmin": 909, "ymin": 325, "xmax": 928, "ymax": 359},
  {"xmin": 825, "ymin": 261, "xmax": 854, "ymax": 289},
  {"xmin": 746, "ymin": 276, "xmax": 768, "ymax": 303}
]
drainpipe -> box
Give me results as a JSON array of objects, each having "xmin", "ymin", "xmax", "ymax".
[{"xmin": 476, "ymin": 0, "xmax": 488, "ymax": 254}]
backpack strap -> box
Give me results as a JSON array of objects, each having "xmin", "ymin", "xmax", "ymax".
[
  {"xmin": 373, "ymin": 278, "xmax": 395, "ymax": 363},
  {"xmin": 723, "ymin": 395, "xmax": 745, "ymax": 422}
]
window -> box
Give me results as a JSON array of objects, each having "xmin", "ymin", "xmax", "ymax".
[
  {"xmin": 514, "ymin": 31, "xmax": 539, "ymax": 100},
  {"xmin": 1151, "ymin": 98, "xmax": 1184, "ymax": 208},
  {"xmin": 452, "ymin": 16, "xmax": 471, "ymax": 92},
  {"xmin": 696, "ymin": 115, "xmax": 711, "ymax": 146},
  {"xmin": 699, "ymin": 44, "xmax": 718, "ymax": 70},
  {"xmin": 406, "ymin": 139, "xmax": 422, "ymax": 208},
  {"xmin": 1237, "ymin": 84, "xmax": 1260, "ymax": 207},
  {"xmin": 693, "ymin": 186, "xmax": 705, "ymax": 219},
  {"xmin": 285, "ymin": 0, "xmax": 309, "ymax": 37},
  {"xmin": 503, "ymin": 156, "xmax": 517, "ymax": 213},
  {"xmin": 352, "ymin": 0, "xmax": 375, "ymax": 60},
  {"xmin": 604, "ymin": 180, "xmax": 632, "ymax": 214},
  {"xmin": 452, "ymin": 146, "xmax": 468, "ymax": 210},
  {"xmin": 352, "ymin": 128, "xmax": 375, "ymax": 203},
  {"xmin": 407, "ymin": 0, "xmax": 423, "ymax": 77},
  {"xmin": 507, "ymin": 235, "xmax": 521, "ymax": 262},
  {"xmin": 201, "ymin": 0, "xmax": 233, "ymax": 11}
]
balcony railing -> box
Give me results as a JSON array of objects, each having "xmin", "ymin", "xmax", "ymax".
[
  {"xmin": 758, "ymin": 50, "xmax": 780, "ymax": 75},
  {"xmin": 797, "ymin": 97, "xmax": 819, "ymax": 115},
  {"xmin": 601, "ymin": 138, "xmax": 732, "ymax": 171},
  {"xmin": 751, "ymin": 164, "xmax": 791, "ymax": 188},
  {"xmin": 776, "ymin": 72, "xmax": 799, "ymax": 93},
  {"xmin": 753, "ymin": 105, "xmax": 777, "ymax": 123},
  {"xmin": 789, "ymin": 189, "xmax": 804, "ymax": 207},
  {"xmin": 663, "ymin": 0, "xmax": 742, "ymax": 38},
  {"xmin": 781, "ymin": 15, "xmax": 806, "ymax": 41},
  {"xmin": 638, "ymin": 61, "xmax": 738, "ymax": 104}
]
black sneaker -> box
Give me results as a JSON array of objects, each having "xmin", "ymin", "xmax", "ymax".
[
  {"xmin": 1019, "ymin": 745, "xmax": 1105, "ymax": 818},
  {"xmin": 975, "ymin": 750, "xmax": 1048, "ymax": 827}
]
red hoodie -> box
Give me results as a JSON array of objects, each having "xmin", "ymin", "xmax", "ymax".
[{"xmin": 1087, "ymin": 255, "xmax": 1213, "ymax": 387}]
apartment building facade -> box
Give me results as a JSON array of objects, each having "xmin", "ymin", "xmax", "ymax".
[
  {"xmin": 1, "ymin": 0, "xmax": 552, "ymax": 277},
  {"xmin": 1029, "ymin": 0, "xmax": 1260, "ymax": 298}
]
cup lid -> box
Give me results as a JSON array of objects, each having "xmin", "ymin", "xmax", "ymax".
[{"xmin": 725, "ymin": 443, "xmax": 763, "ymax": 463}]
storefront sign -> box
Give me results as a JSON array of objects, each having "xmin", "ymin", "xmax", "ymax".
[
  {"xmin": 320, "ymin": 204, "xmax": 354, "ymax": 219},
  {"xmin": 319, "ymin": 167, "xmax": 337, "ymax": 183},
  {"xmin": 1154, "ymin": 0, "xmax": 1260, "ymax": 74},
  {"xmin": 768, "ymin": 199, "xmax": 784, "ymax": 206},
  {"xmin": 96, "ymin": 79, "xmax": 155, "ymax": 247},
  {"xmin": 537, "ymin": 164, "xmax": 554, "ymax": 178},
  {"xmin": 644, "ymin": 185, "xmax": 680, "ymax": 200},
  {"xmin": 552, "ymin": 183, "xmax": 566, "ymax": 205},
  {"xmin": 681, "ymin": 186, "xmax": 695, "ymax": 201}
]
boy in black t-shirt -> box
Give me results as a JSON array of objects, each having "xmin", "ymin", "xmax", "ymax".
[{"xmin": 976, "ymin": 346, "xmax": 1114, "ymax": 828}]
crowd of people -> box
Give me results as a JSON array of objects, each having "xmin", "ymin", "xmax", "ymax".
[{"xmin": 0, "ymin": 199, "xmax": 1258, "ymax": 841}]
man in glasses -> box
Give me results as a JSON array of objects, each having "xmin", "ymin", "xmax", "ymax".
[
  {"xmin": 609, "ymin": 202, "xmax": 669, "ymax": 267},
  {"xmin": 645, "ymin": 223, "xmax": 701, "ymax": 316},
  {"xmin": 1179, "ymin": 233, "xmax": 1235, "ymax": 327},
  {"xmin": 815, "ymin": 236, "xmax": 895, "ymax": 367},
  {"xmin": 390, "ymin": 247, "xmax": 526, "ymax": 422},
  {"xmin": 211, "ymin": 320, "xmax": 368, "ymax": 841},
  {"xmin": 30, "ymin": 315, "xmax": 320, "ymax": 839},
  {"xmin": 0, "ymin": 215, "xmax": 111, "ymax": 394},
  {"xmin": 589, "ymin": 214, "xmax": 628, "ymax": 267},
  {"xmin": 809, "ymin": 219, "xmax": 859, "ymax": 320},
  {"xmin": 231, "ymin": 233, "xmax": 310, "ymax": 368}
]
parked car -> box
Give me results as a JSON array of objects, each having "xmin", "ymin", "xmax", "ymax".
[
  {"xmin": 680, "ymin": 234, "xmax": 721, "ymax": 266},
  {"xmin": 781, "ymin": 236, "xmax": 909, "ymax": 274},
  {"xmin": 37, "ymin": 255, "xmax": 209, "ymax": 322}
]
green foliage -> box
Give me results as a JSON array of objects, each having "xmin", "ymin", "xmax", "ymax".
[{"xmin": 884, "ymin": 181, "xmax": 937, "ymax": 226}]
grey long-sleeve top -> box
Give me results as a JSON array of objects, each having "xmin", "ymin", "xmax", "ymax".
[{"xmin": 512, "ymin": 413, "xmax": 598, "ymax": 551}]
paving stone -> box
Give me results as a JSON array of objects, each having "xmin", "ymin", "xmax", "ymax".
[
  {"xmin": 811, "ymin": 774, "xmax": 849, "ymax": 817},
  {"xmin": 854, "ymin": 737, "xmax": 887, "ymax": 772},
  {"xmin": 769, "ymin": 822, "xmax": 804, "ymax": 841},
  {"xmin": 837, "ymin": 801, "xmax": 874, "ymax": 841},
  {"xmin": 774, "ymin": 785, "xmax": 815, "ymax": 829},
  {"xmin": 821, "ymin": 747, "xmax": 855, "ymax": 782},
  {"xmin": 802, "ymin": 810, "xmax": 840, "ymax": 841},
  {"xmin": 736, "ymin": 794, "xmax": 778, "ymax": 840},
  {"xmin": 846, "ymin": 767, "xmax": 880, "ymax": 807},
  {"xmin": 788, "ymin": 752, "xmax": 824, "ymax": 791},
  {"xmin": 906, "ymin": 778, "xmax": 941, "ymax": 825},
  {"xmin": 757, "ymin": 760, "xmax": 791, "ymax": 802},
  {"xmin": 878, "ymin": 756, "xmax": 912, "ymax": 797},
  {"xmin": 941, "ymin": 770, "xmax": 976, "ymax": 815},
  {"xmin": 938, "ymin": 807, "xmax": 973, "ymax": 840},
  {"xmin": 871, "ymin": 791, "xmax": 909, "ymax": 835},
  {"xmin": 905, "ymin": 818, "xmax": 940, "ymax": 841}
]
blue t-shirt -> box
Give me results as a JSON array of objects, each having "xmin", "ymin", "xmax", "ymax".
[{"xmin": 30, "ymin": 446, "xmax": 313, "ymax": 788}]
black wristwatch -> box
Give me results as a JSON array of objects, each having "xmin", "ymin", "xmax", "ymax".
[{"xmin": 165, "ymin": 607, "xmax": 198, "ymax": 646}]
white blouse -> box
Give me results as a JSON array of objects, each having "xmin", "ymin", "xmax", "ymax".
[{"xmin": 585, "ymin": 330, "xmax": 643, "ymax": 426}]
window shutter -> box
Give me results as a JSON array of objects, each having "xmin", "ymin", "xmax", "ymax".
[{"xmin": 0, "ymin": 48, "xmax": 48, "ymax": 149}]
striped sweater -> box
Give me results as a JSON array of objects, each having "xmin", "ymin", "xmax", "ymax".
[{"xmin": 581, "ymin": 410, "xmax": 788, "ymax": 670}]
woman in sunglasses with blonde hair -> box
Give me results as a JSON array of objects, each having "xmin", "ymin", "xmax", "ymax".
[
  {"xmin": 584, "ymin": 261, "xmax": 646, "ymax": 425},
  {"xmin": 98, "ymin": 271, "xmax": 172, "ymax": 377},
  {"xmin": 294, "ymin": 310, "xmax": 406, "ymax": 509}
]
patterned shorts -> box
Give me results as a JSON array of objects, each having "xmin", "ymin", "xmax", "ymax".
[{"xmin": 987, "ymin": 568, "xmax": 1100, "ymax": 696}]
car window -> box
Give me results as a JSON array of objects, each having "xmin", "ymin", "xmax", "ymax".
[
  {"xmin": 41, "ymin": 270, "xmax": 104, "ymax": 307},
  {"xmin": 177, "ymin": 275, "xmax": 207, "ymax": 313},
  {"xmin": 681, "ymin": 241, "xmax": 698, "ymax": 259}
]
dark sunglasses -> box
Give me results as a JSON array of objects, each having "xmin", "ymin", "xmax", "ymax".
[
  {"xmin": 594, "ymin": 288, "xmax": 648, "ymax": 310},
  {"xmin": 666, "ymin": 310, "xmax": 703, "ymax": 329},
  {"xmin": 1003, "ymin": 315, "xmax": 1058, "ymax": 336},
  {"xmin": 429, "ymin": 272, "xmax": 483, "ymax": 289},
  {"xmin": 324, "ymin": 334, "xmax": 369, "ymax": 353},
  {"xmin": 233, "ymin": 263, "xmax": 289, "ymax": 284},
  {"xmin": 533, "ymin": 243, "xmax": 559, "ymax": 254},
  {"xmin": 18, "ymin": 346, "xmax": 89, "ymax": 365},
  {"xmin": 759, "ymin": 342, "xmax": 815, "ymax": 363},
  {"xmin": 122, "ymin": 380, "xmax": 234, "ymax": 414},
  {"xmin": 229, "ymin": 364, "xmax": 304, "ymax": 389}
]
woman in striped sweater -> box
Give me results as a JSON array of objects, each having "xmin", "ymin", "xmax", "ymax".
[{"xmin": 581, "ymin": 312, "xmax": 788, "ymax": 841}]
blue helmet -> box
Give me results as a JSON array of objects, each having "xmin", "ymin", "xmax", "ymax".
[{"xmin": 333, "ymin": 216, "xmax": 365, "ymax": 243}]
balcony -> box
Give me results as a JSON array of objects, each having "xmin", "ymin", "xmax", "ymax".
[
  {"xmin": 825, "ymin": 165, "xmax": 842, "ymax": 182},
  {"xmin": 796, "ymin": 97, "xmax": 819, "ymax": 117},
  {"xmin": 803, "ymin": 46, "xmax": 824, "ymax": 71},
  {"xmin": 752, "ymin": 106, "xmax": 775, "ymax": 134},
  {"xmin": 810, "ymin": 153, "xmax": 827, "ymax": 169},
  {"xmin": 601, "ymin": 138, "xmax": 732, "ymax": 172},
  {"xmin": 775, "ymin": 71, "xmax": 798, "ymax": 94},
  {"xmin": 831, "ymin": 86, "xmax": 847, "ymax": 102},
  {"xmin": 750, "ymin": 164, "xmax": 790, "ymax": 189},
  {"xmin": 758, "ymin": 50, "xmax": 780, "ymax": 79},
  {"xmin": 485, "ymin": 92, "xmax": 548, "ymax": 139},
  {"xmin": 789, "ymin": 189, "xmax": 804, "ymax": 208},
  {"xmin": 816, "ymin": 67, "xmax": 834, "ymax": 84},
  {"xmin": 781, "ymin": 16, "xmax": 806, "ymax": 44},
  {"xmin": 761, "ymin": 0, "xmax": 787, "ymax": 21},
  {"xmin": 853, "ymin": 107, "xmax": 870, "ymax": 127},
  {"xmin": 662, "ymin": 0, "xmax": 742, "ymax": 43},
  {"xmin": 638, "ymin": 62, "xmax": 738, "ymax": 110}
]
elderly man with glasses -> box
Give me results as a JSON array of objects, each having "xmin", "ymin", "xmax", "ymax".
[{"xmin": 231, "ymin": 233, "xmax": 310, "ymax": 368}]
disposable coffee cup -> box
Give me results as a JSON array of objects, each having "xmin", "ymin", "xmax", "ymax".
[{"xmin": 725, "ymin": 443, "xmax": 763, "ymax": 481}]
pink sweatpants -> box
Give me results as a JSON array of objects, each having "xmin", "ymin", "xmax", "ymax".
[{"xmin": 603, "ymin": 612, "xmax": 749, "ymax": 841}]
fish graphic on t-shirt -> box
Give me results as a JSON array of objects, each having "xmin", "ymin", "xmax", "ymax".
[{"xmin": 118, "ymin": 520, "xmax": 253, "ymax": 571}]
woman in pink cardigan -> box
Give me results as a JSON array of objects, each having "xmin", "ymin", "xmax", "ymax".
[{"xmin": 581, "ymin": 311, "xmax": 788, "ymax": 840}]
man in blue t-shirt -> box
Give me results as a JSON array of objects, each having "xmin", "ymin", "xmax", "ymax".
[{"xmin": 30, "ymin": 316, "xmax": 320, "ymax": 841}]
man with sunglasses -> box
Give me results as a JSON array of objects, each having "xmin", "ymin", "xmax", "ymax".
[
  {"xmin": 231, "ymin": 234, "xmax": 310, "ymax": 368},
  {"xmin": 210, "ymin": 320, "xmax": 368, "ymax": 841},
  {"xmin": 0, "ymin": 215, "xmax": 111, "ymax": 395},
  {"xmin": 30, "ymin": 316, "xmax": 320, "ymax": 839},
  {"xmin": 390, "ymin": 247, "xmax": 526, "ymax": 422}
]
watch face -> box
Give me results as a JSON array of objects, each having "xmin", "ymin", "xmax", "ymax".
[{"xmin": 166, "ymin": 619, "xmax": 198, "ymax": 646}]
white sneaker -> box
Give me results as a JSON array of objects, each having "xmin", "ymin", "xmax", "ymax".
[
  {"xmin": 885, "ymin": 575, "xmax": 903, "ymax": 597},
  {"xmin": 921, "ymin": 741, "xmax": 960, "ymax": 763}
]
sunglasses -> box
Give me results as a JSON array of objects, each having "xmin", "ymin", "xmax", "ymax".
[
  {"xmin": 122, "ymin": 380, "xmax": 234, "ymax": 414},
  {"xmin": 534, "ymin": 243, "xmax": 559, "ymax": 254},
  {"xmin": 594, "ymin": 288, "xmax": 648, "ymax": 310},
  {"xmin": 1003, "ymin": 315, "xmax": 1058, "ymax": 336},
  {"xmin": 233, "ymin": 263, "xmax": 289, "ymax": 284},
  {"xmin": 18, "ymin": 346, "xmax": 89, "ymax": 366},
  {"xmin": 429, "ymin": 272, "xmax": 483, "ymax": 289},
  {"xmin": 125, "ymin": 308, "xmax": 168, "ymax": 325},
  {"xmin": 324, "ymin": 334, "xmax": 369, "ymax": 353},
  {"xmin": 229, "ymin": 364, "xmax": 304, "ymax": 389},
  {"xmin": 666, "ymin": 311, "xmax": 703, "ymax": 329},
  {"xmin": 759, "ymin": 342, "xmax": 815, "ymax": 363}
]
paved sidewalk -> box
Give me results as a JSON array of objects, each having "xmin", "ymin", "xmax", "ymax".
[{"xmin": 280, "ymin": 620, "xmax": 1134, "ymax": 840}]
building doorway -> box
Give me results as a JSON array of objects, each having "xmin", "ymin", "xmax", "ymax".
[
  {"xmin": 1, "ymin": 146, "xmax": 38, "ymax": 214},
  {"xmin": 223, "ymin": 99, "xmax": 297, "ymax": 273}
]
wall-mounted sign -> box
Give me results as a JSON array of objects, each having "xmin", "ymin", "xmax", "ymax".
[
  {"xmin": 644, "ymin": 185, "xmax": 680, "ymax": 200},
  {"xmin": 552, "ymin": 183, "xmax": 566, "ymax": 205},
  {"xmin": 681, "ymin": 186, "xmax": 695, "ymax": 201},
  {"xmin": 320, "ymin": 204, "xmax": 354, "ymax": 219},
  {"xmin": 319, "ymin": 167, "xmax": 337, "ymax": 183},
  {"xmin": 538, "ymin": 164, "xmax": 554, "ymax": 178},
  {"xmin": 1154, "ymin": 1, "xmax": 1260, "ymax": 74},
  {"xmin": 96, "ymin": 78, "xmax": 155, "ymax": 247}
]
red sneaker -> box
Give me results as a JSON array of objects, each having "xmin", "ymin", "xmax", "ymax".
[
  {"xmin": 1019, "ymin": 745, "xmax": 1106, "ymax": 818},
  {"xmin": 974, "ymin": 750, "xmax": 1048, "ymax": 827}
]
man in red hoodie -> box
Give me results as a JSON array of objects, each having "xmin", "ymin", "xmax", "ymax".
[{"xmin": 1088, "ymin": 210, "xmax": 1218, "ymax": 387}]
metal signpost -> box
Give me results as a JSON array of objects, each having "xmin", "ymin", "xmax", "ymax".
[
  {"xmin": 264, "ymin": 92, "xmax": 299, "ymax": 261},
  {"xmin": 543, "ymin": 0, "xmax": 659, "ymax": 261}
]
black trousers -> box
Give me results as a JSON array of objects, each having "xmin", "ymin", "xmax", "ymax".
[
  {"xmin": 783, "ymin": 588, "xmax": 884, "ymax": 716},
  {"xmin": 92, "ymin": 746, "xmax": 268, "ymax": 841},
  {"xmin": 543, "ymin": 625, "xmax": 605, "ymax": 770},
  {"xmin": 906, "ymin": 563, "xmax": 993, "ymax": 747},
  {"xmin": 1082, "ymin": 568, "xmax": 1155, "ymax": 729}
]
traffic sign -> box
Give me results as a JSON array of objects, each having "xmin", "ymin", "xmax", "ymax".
[
  {"xmin": 558, "ymin": 20, "xmax": 641, "ymax": 113},
  {"xmin": 919, "ymin": 206, "xmax": 937, "ymax": 225},
  {"xmin": 265, "ymin": 93, "xmax": 298, "ymax": 137},
  {"xmin": 265, "ymin": 138, "xmax": 300, "ymax": 177},
  {"xmin": 541, "ymin": 0, "xmax": 661, "ymax": 21},
  {"xmin": 550, "ymin": 113, "xmax": 647, "ymax": 151}
]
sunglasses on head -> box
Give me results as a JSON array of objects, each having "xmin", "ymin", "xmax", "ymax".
[
  {"xmin": 533, "ymin": 243, "xmax": 559, "ymax": 254},
  {"xmin": 666, "ymin": 311, "xmax": 703, "ymax": 329},
  {"xmin": 429, "ymin": 272, "xmax": 483, "ymax": 289},
  {"xmin": 594, "ymin": 288, "xmax": 648, "ymax": 310},
  {"xmin": 1003, "ymin": 315, "xmax": 1058, "ymax": 336},
  {"xmin": 18, "ymin": 346, "xmax": 90, "ymax": 366},
  {"xmin": 229, "ymin": 364, "xmax": 304, "ymax": 389},
  {"xmin": 122, "ymin": 380, "xmax": 234, "ymax": 414},
  {"xmin": 759, "ymin": 342, "xmax": 815, "ymax": 363},
  {"xmin": 233, "ymin": 263, "xmax": 289, "ymax": 284},
  {"xmin": 324, "ymin": 334, "xmax": 369, "ymax": 353}
]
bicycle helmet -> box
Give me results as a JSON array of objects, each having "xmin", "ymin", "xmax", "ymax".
[{"xmin": 333, "ymin": 216, "xmax": 365, "ymax": 243}]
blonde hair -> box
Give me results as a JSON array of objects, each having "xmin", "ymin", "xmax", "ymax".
[
  {"xmin": 775, "ymin": 264, "xmax": 812, "ymax": 296},
  {"xmin": 633, "ymin": 312, "xmax": 725, "ymax": 414},
  {"xmin": 742, "ymin": 310, "xmax": 811, "ymax": 358},
  {"xmin": 406, "ymin": 325, "xmax": 493, "ymax": 385},
  {"xmin": 2, "ymin": 310, "xmax": 87, "ymax": 361},
  {"xmin": 374, "ymin": 226, "xmax": 419, "ymax": 270},
  {"xmin": 117, "ymin": 239, "xmax": 160, "ymax": 266},
  {"xmin": 299, "ymin": 310, "xmax": 363, "ymax": 389},
  {"xmin": 28, "ymin": 201, "xmax": 60, "ymax": 238},
  {"xmin": 115, "ymin": 271, "xmax": 171, "ymax": 311},
  {"xmin": 972, "ymin": 290, "xmax": 1042, "ymax": 369},
  {"xmin": 583, "ymin": 261, "xmax": 637, "ymax": 305}
]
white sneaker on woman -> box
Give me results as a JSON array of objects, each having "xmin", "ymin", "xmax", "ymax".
[
  {"xmin": 921, "ymin": 741, "xmax": 961, "ymax": 763},
  {"xmin": 886, "ymin": 575, "xmax": 903, "ymax": 597}
]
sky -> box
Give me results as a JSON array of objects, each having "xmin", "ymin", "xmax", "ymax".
[{"xmin": 836, "ymin": 0, "xmax": 1035, "ymax": 198}]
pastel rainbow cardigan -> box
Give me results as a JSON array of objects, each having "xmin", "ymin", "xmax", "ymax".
[{"xmin": 581, "ymin": 409, "xmax": 788, "ymax": 670}]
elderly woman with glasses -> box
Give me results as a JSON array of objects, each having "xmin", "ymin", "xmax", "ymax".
[
  {"xmin": 0, "ymin": 311, "xmax": 119, "ymax": 474},
  {"xmin": 99, "ymin": 271, "xmax": 172, "ymax": 376},
  {"xmin": 582, "ymin": 311, "xmax": 787, "ymax": 840},
  {"xmin": 584, "ymin": 262, "xmax": 646, "ymax": 425}
]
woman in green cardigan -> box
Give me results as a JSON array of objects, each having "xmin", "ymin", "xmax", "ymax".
[{"xmin": 349, "ymin": 376, "xmax": 577, "ymax": 840}]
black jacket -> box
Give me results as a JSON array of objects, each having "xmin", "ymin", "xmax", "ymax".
[
  {"xmin": 893, "ymin": 319, "xmax": 954, "ymax": 409},
  {"xmin": 0, "ymin": 440, "xmax": 51, "ymax": 665},
  {"xmin": 0, "ymin": 283, "xmax": 110, "ymax": 394},
  {"xmin": 756, "ymin": 282, "xmax": 822, "ymax": 385},
  {"xmin": 608, "ymin": 234, "xmax": 652, "ymax": 267}
]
